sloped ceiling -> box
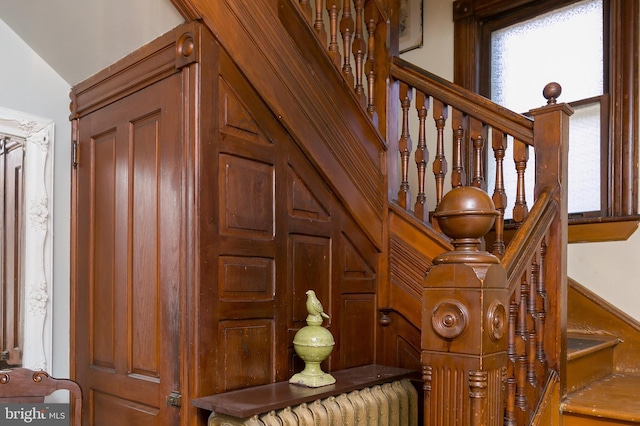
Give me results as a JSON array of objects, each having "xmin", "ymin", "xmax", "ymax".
[{"xmin": 0, "ymin": 0, "xmax": 185, "ymax": 86}]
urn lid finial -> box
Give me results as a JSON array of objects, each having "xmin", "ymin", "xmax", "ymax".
[{"xmin": 432, "ymin": 186, "xmax": 500, "ymax": 264}]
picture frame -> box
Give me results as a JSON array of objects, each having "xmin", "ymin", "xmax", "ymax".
[{"xmin": 399, "ymin": 0, "xmax": 424, "ymax": 53}]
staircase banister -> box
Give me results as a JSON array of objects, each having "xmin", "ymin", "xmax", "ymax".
[
  {"xmin": 281, "ymin": 0, "xmax": 389, "ymax": 155},
  {"xmin": 390, "ymin": 57, "xmax": 534, "ymax": 145},
  {"xmin": 501, "ymin": 186, "xmax": 557, "ymax": 288}
]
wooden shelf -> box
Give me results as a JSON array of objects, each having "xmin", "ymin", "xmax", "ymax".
[
  {"xmin": 191, "ymin": 364, "xmax": 419, "ymax": 419},
  {"xmin": 568, "ymin": 216, "xmax": 640, "ymax": 243}
]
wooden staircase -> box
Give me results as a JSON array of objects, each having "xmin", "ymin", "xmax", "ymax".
[
  {"xmin": 562, "ymin": 280, "xmax": 640, "ymax": 424},
  {"xmin": 165, "ymin": 0, "xmax": 639, "ymax": 424}
]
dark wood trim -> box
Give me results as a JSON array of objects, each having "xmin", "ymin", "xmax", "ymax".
[
  {"xmin": 568, "ymin": 215, "xmax": 639, "ymax": 243},
  {"xmin": 609, "ymin": 0, "xmax": 639, "ymax": 216},
  {"xmin": 70, "ymin": 21, "xmax": 202, "ymax": 118},
  {"xmin": 453, "ymin": 13, "xmax": 481, "ymax": 92}
]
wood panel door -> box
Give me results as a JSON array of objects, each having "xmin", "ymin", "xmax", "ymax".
[{"xmin": 73, "ymin": 75, "xmax": 183, "ymax": 426}]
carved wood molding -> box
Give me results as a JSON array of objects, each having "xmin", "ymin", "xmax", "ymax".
[
  {"xmin": 70, "ymin": 21, "xmax": 202, "ymax": 119},
  {"xmin": 0, "ymin": 107, "xmax": 54, "ymax": 372}
]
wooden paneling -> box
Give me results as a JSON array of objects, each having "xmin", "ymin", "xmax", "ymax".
[
  {"xmin": 217, "ymin": 319, "xmax": 274, "ymax": 392},
  {"xmin": 379, "ymin": 311, "xmax": 422, "ymax": 372},
  {"xmin": 92, "ymin": 390, "xmax": 160, "ymax": 426},
  {"xmin": 72, "ymin": 20, "xmax": 382, "ymax": 426},
  {"xmin": 212, "ymin": 48, "xmax": 380, "ymax": 387},
  {"xmin": 91, "ymin": 132, "xmax": 117, "ymax": 371},
  {"xmin": 218, "ymin": 256, "xmax": 275, "ymax": 301},
  {"xmin": 219, "ymin": 154, "xmax": 274, "ymax": 239},
  {"xmin": 289, "ymin": 235, "xmax": 331, "ymax": 324},
  {"xmin": 341, "ymin": 295, "xmax": 375, "ymax": 368},
  {"xmin": 187, "ymin": 0, "xmax": 387, "ymax": 248},
  {"xmin": 288, "ymin": 167, "xmax": 330, "ymax": 222}
]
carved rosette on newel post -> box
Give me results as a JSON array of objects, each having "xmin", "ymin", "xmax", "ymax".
[{"xmin": 422, "ymin": 186, "xmax": 508, "ymax": 425}]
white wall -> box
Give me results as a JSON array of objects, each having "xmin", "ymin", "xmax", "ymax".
[
  {"xmin": 0, "ymin": 18, "xmax": 71, "ymax": 377},
  {"xmin": 403, "ymin": 0, "xmax": 640, "ymax": 321}
]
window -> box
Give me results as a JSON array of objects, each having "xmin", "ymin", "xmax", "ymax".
[{"xmin": 453, "ymin": 0, "xmax": 638, "ymax": 228}]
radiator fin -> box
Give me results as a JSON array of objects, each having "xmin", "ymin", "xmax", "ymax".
[{"xmin": 208, "ymin": 378, "xmax": 418, "ymax": 425}]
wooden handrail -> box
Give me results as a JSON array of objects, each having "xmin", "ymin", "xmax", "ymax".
[{"xmin": 391, "ymin": 57, "xmax": 535, "ymax": 145}]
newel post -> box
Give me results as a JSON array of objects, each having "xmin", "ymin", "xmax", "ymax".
[
  {"xmin": 528, "ymin": 82, "xmax": 573, "ymax": 395},
  {"xmin": 422, "ymin": 186, "xmax": 508, "ymax": 425}
]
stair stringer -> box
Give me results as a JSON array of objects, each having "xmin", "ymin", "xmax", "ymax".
[{"xmin": 385, "ymin": 204, "xmax": 452, "ymax": 328}]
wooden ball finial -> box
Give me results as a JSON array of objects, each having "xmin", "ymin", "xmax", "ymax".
[{"xmin": 543, "ymin": 82, "xmax": 562, "ymax": 105}]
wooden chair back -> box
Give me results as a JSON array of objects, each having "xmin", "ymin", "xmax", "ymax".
[{"xmin": 0, "ymin": 368, "xmax": 82, "ymax": 425}]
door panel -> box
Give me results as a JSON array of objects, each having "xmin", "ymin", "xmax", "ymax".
[{"xmin": 74, "ymin": 75, "xmax": 182, "ymax": 426}]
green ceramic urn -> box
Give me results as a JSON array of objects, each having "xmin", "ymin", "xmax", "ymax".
[{"xmin": 289, "ymin": 290, "xmax": 336, "ymax": 387}]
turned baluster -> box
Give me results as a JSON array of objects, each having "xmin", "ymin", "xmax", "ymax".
[
  {"xmin": 470, "ymin": 118, "xmax": 485, "ymax": 189},
  {"xmin": 536, "ymin": 240, "xmax": 548, "ymax": 364},
  {"xmin": 451, "ymin": 109, "xmax": 466, "ymax": 188},
  {"xmin": 432, "ymin": 100, "xmax": 448, "ymax": 208},
  {"xmin": 504, "ymin": 374, "xmax": 517, "ymax": 426},
  {"xmin": 397, "ymin": 82, "xmax": 413, "ymax": 210},
  {"xmin": 505, "ymin": 301, "xmax": 518, "ymax": 425},
  {"xmin": 352, "ymin": 0, "xmax": 366, "ymax": 105},
  {"xmin": 536, "ymin": 309, "xmax": 547, "ymax": 365},
  {"xmin": 517, "ymin": 277, "xmax": 527, "ymax": 338},
  {"xmin": 508, "ymin": 302, "xmax": 517, "ymax": 361},
  {"xmin": 528, "ymin": 261, "xmax": 539, "ymax": 316},
  {"xmin": 326, "ymin": 0, "xmax": 342, "ymax": 68},
  {"xmin": 537, "ymin": 240, "xmax": 548, "ymax": 296},
  {"xmin": 298, "ymin": 0, "xmax": 313, "ymax": 24},
  {"xmin": 364, "ymin": 0, "xmax": 378, "ymax": 120},
  {"xmin": 414, "ymin": 91, "xmax": 429, "ymax": 222},
  {"xmin": 527, "ymin": 332, "xmax": 537, "ymax": 386},
  {"xmin": 515, "ymin": 353, "xmax": 528, "ymax": 412},
  {"xmin": 339, "ymin": 0, "xmax": 354, "ymax": 87},
  {"xmin": 313, "ymin": 0, "xmax": 328, "ymax": 42},
  {"xmin": 512, "ymin": 140, "xmax": 529, "ymax": 224},
  {"xmin": 492, "ymin": 129, "xmax": 507, "ymax": 256}
]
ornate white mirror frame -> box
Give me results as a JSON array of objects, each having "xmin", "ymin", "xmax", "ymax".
[{"xmin": 0, "ymin": 106, "xmax": 54, "ymax": 372}]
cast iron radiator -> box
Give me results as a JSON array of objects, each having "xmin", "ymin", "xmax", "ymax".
[{"xmin": 207, "ymin": 377, "xmax": 418, "ymax": 426}]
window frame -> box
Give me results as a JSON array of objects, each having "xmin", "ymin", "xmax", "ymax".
[{"xmin": 453, "ymin": 0, "xmax": 638, "ymax": 234}]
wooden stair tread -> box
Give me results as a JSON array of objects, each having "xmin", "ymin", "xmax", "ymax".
[
  {"xmin": 567, "ymin": 333, "xmax": 620, "ymax": 361},
  {"xmin": 562, "ymin": 374, "xmax": 640, "ymax": 423}
]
